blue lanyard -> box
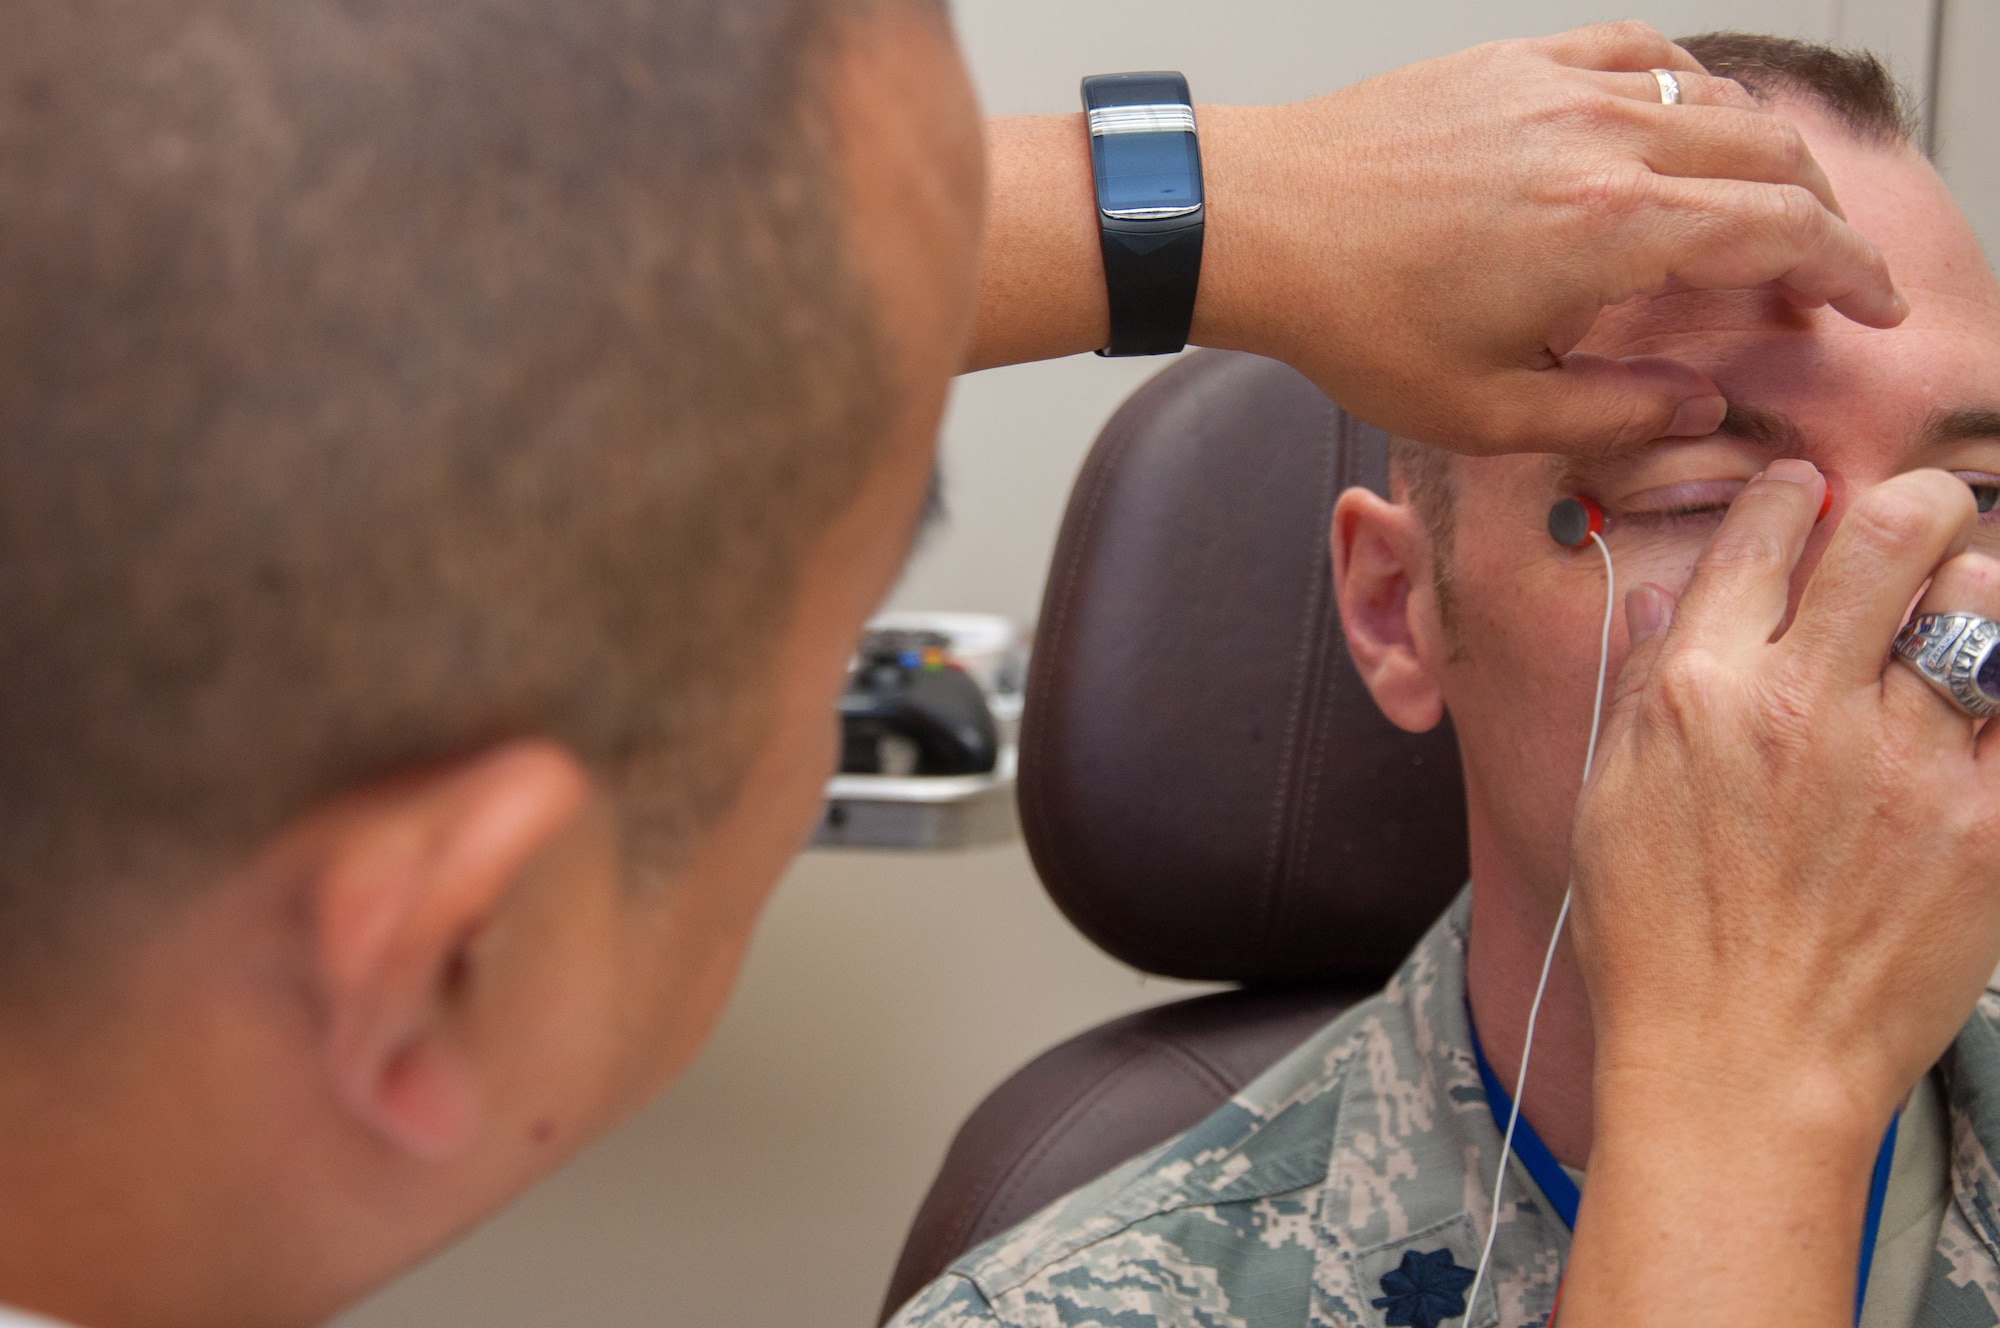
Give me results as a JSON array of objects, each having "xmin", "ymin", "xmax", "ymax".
[{"xmin": 1469, "ymin": 1013, "xmax": 1900, "ymax": 1325}]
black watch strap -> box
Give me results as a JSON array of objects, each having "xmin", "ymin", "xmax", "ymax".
[{"xmin": 1082, "ymin": 72, "xmax": 1204, "ymax": 357}]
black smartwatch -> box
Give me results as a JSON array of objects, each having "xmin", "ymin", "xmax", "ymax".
[{"xmin": 1082, "ymin": 72, "xmax": 1205, "ymax": 357}]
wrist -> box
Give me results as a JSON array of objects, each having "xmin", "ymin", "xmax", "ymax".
[
  {"xmin": 1569, "ymin": 1064, "xmax": 1879, "ymax": 1328},
  {"xmin": 1592, "ymin": 983, "xmax": 1915, "ymax": 1138},
  {"xmin": 1184, "ymin": 102, "xmax": 1286, "ymax": 357},
  {"xmin": 1594, "ymin": 1043, "xmax": 1890, "ymax": 1173}
]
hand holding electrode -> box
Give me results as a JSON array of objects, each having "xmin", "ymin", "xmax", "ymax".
[{"xmin": 1553, "ymin": 464, "xmax": 2000, "ymax": 1328}]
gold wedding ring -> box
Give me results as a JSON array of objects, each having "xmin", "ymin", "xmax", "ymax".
[{"xmin": 1651, "ymin": 68, "xmax": 1682, "ymax": 105}]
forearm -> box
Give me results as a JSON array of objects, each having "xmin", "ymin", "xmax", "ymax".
[
  {"xmin": 964, "ymin": 114, "xmax": 1103, "ymax": 371},
  {"xmin": 965, "ymin": 106, "xmax": 1283, "ymax": 372}
]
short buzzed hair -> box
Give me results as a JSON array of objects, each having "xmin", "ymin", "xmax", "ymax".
[
  {"xmin": 1679, "ymin": 32, "xmax": 1916, "ymax": 145},
  {"xmin": 1388, "ymin": 30, "xmax": 1917, "ymax": 556},
  {"xmin": 0, "ymin": 0, "xmax": 913, "ymax": 986}
]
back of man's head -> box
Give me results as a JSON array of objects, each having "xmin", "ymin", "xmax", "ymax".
[{"xmin": 0, "ymin": 0, "xmax": 890, "ymax": 994}]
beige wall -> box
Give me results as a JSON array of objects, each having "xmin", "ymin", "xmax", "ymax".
[
  {"xmin": 339, "ymin": 4, "xmax": 1989, "ymax": 1327},
  {"xmin": 1936, "ymin": 0, "xmax": 2000, "ymax": 260}
]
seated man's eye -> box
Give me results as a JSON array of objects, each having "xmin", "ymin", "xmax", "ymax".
[
  {"xmin": 1951, "ymin": 473, "xmax": 2000, "ymax": 514},
  {"xmin": 1612, "ymin": 478, "xmax": 1748, "ymax": 526}
]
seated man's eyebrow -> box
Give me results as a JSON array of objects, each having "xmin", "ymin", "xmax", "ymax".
[
  {"xmin": 1923, "ymin": 407, "xmax": 2000, "ymax": 447},
  {"xmin": 1548, "ymin": 402, "xmax": 1796, "ymax": 495},
  {"xmin": 1715, "ymin": 402, "xmax": 1804, "ymax": 450}
]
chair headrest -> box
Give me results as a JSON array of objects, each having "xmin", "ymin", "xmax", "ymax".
[{"xmin": 1018, "ymin": 351, "xmax": 1467, "ymax": 984}]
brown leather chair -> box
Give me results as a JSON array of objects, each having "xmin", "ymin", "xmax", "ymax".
[{"xmin": 877, "ymin": 350, "xmax": 1470, "ymax": 1323}]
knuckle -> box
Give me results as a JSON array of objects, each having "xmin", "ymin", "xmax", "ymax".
[
  {"xmin": 1605, "ymin": 18, "xmax": 1665, "ymax": 46},
  {"xmin": 1767, "ymin": 183, "xmax": 1826, "ymax": 237},
  {"xmin": 1905, "ymin": 465, "xmax": 1979, "ymax": 515},
  {"xmin": 1849, "ymin": 481, "xmax": 1948, "ymax": 550},
  {"xmin": 1867, "ymin": 242, "xmax": 1894, "ymax": 283},
  {"xmin": 1930, "ymin": 548, "xmax": 2000, "ymax": 604},
  {"xmin": 1565, "ymin": 162, "xmax": 1655, "ymax": 220},
  {"xmin": 1704, "ymin": 524, "xmax": 1792, "ymax": 574},
  {"xmin": 1710, "ymin": 75, "xmax": 1756, "ymax": 108},
  {"xmin": 1645, "ymin": 647, "xmax": 1725, "ymax": 728},
  {"xmin": 1600, "ymin": 387, "xmax": 1672, "ymax": 449},
  {"xmin": 1532, "ymin": 87, "xmax": 1629, "ymax": 135},
  {"xmin": 1910, "ymin": 761, "xmax": 1979, "ymax": 840},
  {"xmin": 1751, "ymin": 118, "xmax": 1812, "ymax": 177}
]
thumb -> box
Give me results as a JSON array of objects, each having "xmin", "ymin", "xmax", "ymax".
[
  {"xmin": 1490, "ymin": 354, "xmax": 1725, "ymax": 456},
  {"xmin": 1598, "ymin": 582, "xmax": 1679, "ymax": 754}
]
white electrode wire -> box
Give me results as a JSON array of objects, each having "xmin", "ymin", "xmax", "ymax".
[{"xmin": 1463, "ymin": 530, "xmax": 1614, "ymax": 1319}]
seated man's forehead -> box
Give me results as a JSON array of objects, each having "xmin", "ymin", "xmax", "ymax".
[
  {"xmin": 1589, "ymin": 284, "xmax": 1814, "ymax": 352},
  {"xmin": 1584, "ymin": 254, "xmax": 2000, "ymax": 371}
]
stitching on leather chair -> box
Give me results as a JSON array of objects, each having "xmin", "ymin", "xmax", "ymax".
[
  {"xmin": 1264, "ymin": 382, "xmax": 1344, "ymax": 944},
  {"xmin": 1150, "ymin": 1027, "xmax": 1267, "ymax": 1104},
  {"xmin": 970, "ymin": 1035, "xmax": 1241, "ymax": 1246},
  {"xmin": 930, "ymin": 1035, "xmax": 1158, "ymax": 1253},
  {"xmin": 1269, "ymin": 394, "xmax": 1347, "ymax": 934},
  {"xmin": 1021, "ymin": 355, "xmax": 1228, "ymax": 966}
]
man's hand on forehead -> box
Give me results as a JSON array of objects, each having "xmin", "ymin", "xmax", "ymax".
[
  {"xmin": 981, "ymin": 26, "xmax": 1914, "ymax": 462},
  {"xmin": 1185, "ymin": 23, "xmax": 1905, "ymax": 461}
]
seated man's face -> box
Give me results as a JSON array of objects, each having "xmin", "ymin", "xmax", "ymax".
[{"xmin": 1337, "ymin": 100, "xmax": 2000, "ymax": 911}]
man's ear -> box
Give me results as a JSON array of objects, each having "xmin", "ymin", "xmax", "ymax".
[
  {"xmin": 1332, "ymin": 487, "xmax": 1447, "ymax": 734},
  {"xmin": 277, "ymin": 741, "xmax": 591, "ymax": 1160}
]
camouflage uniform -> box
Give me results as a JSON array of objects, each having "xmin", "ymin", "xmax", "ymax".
[{"xmin": 888, "ymin": 891, "xmax": 2000, "ymax": 1328}]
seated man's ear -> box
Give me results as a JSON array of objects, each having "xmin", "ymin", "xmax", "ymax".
[
  {"xmin": 1331, "ymin": 487, "xmax": 1448, "ymax": 735},
  {"xmin": 260, "ymin": 741, "xmax": 592, "ymax": 1160}
]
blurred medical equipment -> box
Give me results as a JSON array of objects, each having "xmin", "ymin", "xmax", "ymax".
[{"xmin": 812, "ymin": 612, "xmax": 1026, "ymax": 851}]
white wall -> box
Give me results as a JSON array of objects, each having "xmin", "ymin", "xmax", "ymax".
[{"xmin": 339, "ymin": 4, "xmax": 1988, "ymax": 1327}]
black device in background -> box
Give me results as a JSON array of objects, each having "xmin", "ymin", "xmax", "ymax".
[{"xmin": 839, "ymin": 630, "xmax": 1000, "ymax": 777}]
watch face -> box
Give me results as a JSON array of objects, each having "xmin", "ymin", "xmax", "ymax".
[{"xmin": 1094, "ymin": 130, "xmax": 1202, "ymax": 218}]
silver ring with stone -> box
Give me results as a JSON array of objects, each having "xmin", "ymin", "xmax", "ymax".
[
  {"xmin": 1651, "ymin": 69, "xmax": 1682, "ymax": 105},
  {"xmin": 1892, "ymin": 612, "xmax": 2000, "ymax": 720}
]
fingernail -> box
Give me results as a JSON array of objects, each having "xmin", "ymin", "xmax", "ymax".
[
  {"xmin": 1763, "ymin": 458, "xmax": 1820, "ymax": 486},
  {"xmin": 1626, "ymin": 584, "xmax": 1674, "ymax": 645},
  {"xmin": 1667, "ymin": 396, "xmax": 1726, "ymax": 437}
]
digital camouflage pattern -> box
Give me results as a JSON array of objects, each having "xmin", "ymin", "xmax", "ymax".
[{"xmin": 888, "ymin": 892, "xmax": 2000, "ymax": 1328}]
